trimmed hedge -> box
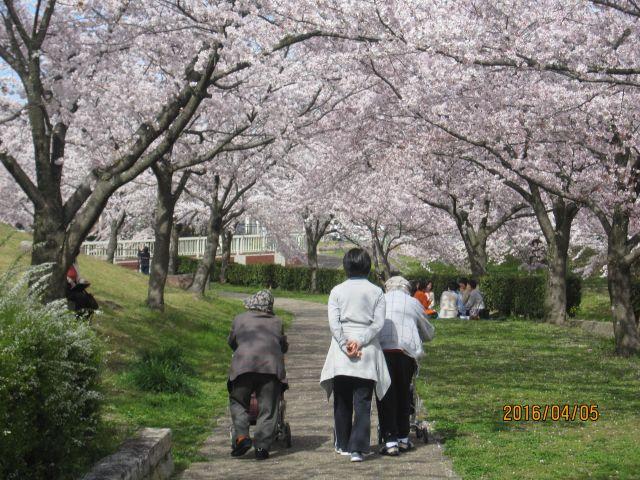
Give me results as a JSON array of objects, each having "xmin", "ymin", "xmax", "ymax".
[
  {"xmin": 177, "ymin": 256, "xmax": 582, "ymax": 318},
  {"xmin": 223, "ymin": 263, "xmax": 376, "ymax": 294},
  {"xmin": 176, "ymin": 256, "xmax": 376, "ymax": 293},
  {"xmin": 404, "ymin": 270, "xmax": 581, "ymax": 318}
]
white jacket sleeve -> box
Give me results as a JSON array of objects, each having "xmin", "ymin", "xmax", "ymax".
[
  {"xmin": 328, "ymin": 289, "xmax": 349, "ymax": 353},
  {"xmin": 358, "ymin": 292, "xmax": 386, "ymax": 346}
]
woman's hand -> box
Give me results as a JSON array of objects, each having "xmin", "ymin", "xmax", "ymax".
[{"xmin": 346, "ymin": 340, "xmax": 362, "ymax": 358}]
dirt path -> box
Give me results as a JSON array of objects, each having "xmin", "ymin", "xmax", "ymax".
[{"xmin": 179, "ymin": 296, "xmax": 460, "ymax": 480}]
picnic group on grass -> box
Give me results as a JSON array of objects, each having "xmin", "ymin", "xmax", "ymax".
[{"xmin": 225, "ymin": 248, "xmax": 486, "ymax": 462}]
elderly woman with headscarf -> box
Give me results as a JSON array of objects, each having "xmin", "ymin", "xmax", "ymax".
[
  {"xmin": 227, "ymin": 290, "xmax": 288, "ymax": 461},
  {"xmin": 377, "ymin": 276, "xmax": 435, "ymax": 456}
]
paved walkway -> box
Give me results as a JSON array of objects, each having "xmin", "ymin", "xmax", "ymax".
[{"xmin": 179, "ymin": 296, "xmax": 460, "ymax": 480}]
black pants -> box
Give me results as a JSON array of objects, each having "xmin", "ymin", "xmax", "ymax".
[
  {"xmin": 333, "ymin": 375, "xmax": 374, "ymax": 453},
  {"xmin": 229, "ymin": 373, "xmax": 280, "ymax": 450},
  {"xmin": 66, "ymin": 289, "xmax": 99, "ymax": 319},
  {"xmin": 376, "ymin": 352, "xmax": 416, "ymax": 443}
]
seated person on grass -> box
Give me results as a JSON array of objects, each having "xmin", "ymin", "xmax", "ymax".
[
  {"xmin": 438, "ymin": 281, "xmax": 460, "ymax": 319},
  {"xmin": 464, "ymin": 279, "xmax": 487, "ymax": 320}
]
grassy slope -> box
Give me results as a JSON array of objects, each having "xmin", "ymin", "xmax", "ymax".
[
  {"xmin": 420, "ymin": 319, "xmax": 640, "ymax": 479},
  {"xmin": 0, "ymin": 224, "xmax": 265, "ymax": 472}
]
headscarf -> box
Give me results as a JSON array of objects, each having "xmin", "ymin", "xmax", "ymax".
[
  {"xmin": 385, "ymin": 276, "xmax": 412, "ymax": 295},
  {"xmin": 243, "ymin": 289, "xmax": 274, "ymax": 314}
]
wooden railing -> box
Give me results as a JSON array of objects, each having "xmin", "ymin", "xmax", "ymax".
[{"xmin": 81, "ymin": 234, "xmax": 305, "ymax": 262}]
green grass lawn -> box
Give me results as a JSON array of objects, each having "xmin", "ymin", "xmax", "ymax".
[
  {"xmin": 575, "ymin": 285, "xmax": 612, "ymax": 322},
  {"xmin": 214, "ymin": 278, "xmax": 639, "ymax": 478},
  {"xmin": 420, "ymin": 319, "xmax": 640, "ymax": 479},
  {"xmin": 0, "ymin": 225, "xmax": 251, "ymax": 472},
  {"xmin": 4, "ymin": 225, "xmax": 638, "ymax": 478}
]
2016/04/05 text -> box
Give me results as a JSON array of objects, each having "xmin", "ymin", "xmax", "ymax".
[{"xmin": 502, "ymin": 404, "xmax": 600, "ymax": 422}]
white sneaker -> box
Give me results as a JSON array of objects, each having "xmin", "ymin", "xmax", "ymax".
[
  {"xmin": 350, "ymin": 452, "xmax": 364, "ymax": 462},
  {"xmin": 335, "ymin": 447, "xmax": 350, "ymax": 456}
]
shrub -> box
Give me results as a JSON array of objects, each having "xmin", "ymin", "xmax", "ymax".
[
  {"xmin": 0, "ymin": 265, "xmax": 102, "ymax": 480},
  {"xmin": 129, "ymin": 345, "xmax": 196, "ymax": 395},
  {"xmin": 176, "ymin": 255, "xmax": 200, "ymax": 275},
  {"xmin": 481, "ymin": 273, "xmax": 581, "ymax": 318},
  {"xmin": 406, "ymin": 270, "xmax": 581, "ymax": 319},
  {"xmin": 175, "ymin": 256, "xmax": 583, "ymax": 319},
  {"xmin": 566, "ymin": 275, "xmax": 583, "ymax": 317}
]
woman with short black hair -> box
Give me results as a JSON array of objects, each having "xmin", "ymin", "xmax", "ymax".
[{"xmin": 320, "ymin": 248, "xmax": 390, "ymax": 463}]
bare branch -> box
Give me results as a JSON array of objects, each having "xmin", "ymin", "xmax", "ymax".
[{"xmin": 0, "ymin": 150, "xmax": 47, "ymax": 209}]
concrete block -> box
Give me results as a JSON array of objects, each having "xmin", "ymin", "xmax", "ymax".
[{"xmin": 82, "ymin": 428, "xmax": 173, "ymax": 480}]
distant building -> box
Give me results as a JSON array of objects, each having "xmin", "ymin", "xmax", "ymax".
[{"xmin": 235, "ymin": 218, "xmax": 267, "ymax": 235}]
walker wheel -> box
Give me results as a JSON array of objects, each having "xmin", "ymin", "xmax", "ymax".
[
  {"xmin": 284, "ymin": 423, "xmax": 292, "ymax": 448},
  {"xmin": 420, "ymin": 423, "xmax": 429, "ymax": 444}
]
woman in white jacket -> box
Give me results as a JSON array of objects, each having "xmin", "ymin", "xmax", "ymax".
[
  {"xmin": 320, "ymin": 249, "xmax": 390, "ymax": 463},
  {"xmin": 377, "ymin": 276, "xmax": 435, "ymax": 456}
]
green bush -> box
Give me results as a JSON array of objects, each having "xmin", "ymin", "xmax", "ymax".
[
  {"xmin": 481, "ymin": 274, "xmax": 515, "ymax": 315},
  {"xmin": 0, "ymin": 266, "xmax": 102, "ymax": 480},
  {"xmin": 177, "ymin": 256, "xmax": 381, "ymax": 293},
  {"xmin": 176, "ymin": 256, "xmax": 582, "ymax": 318},
  {"xmin": 176, "ymin": 255, "xmax": 200, "ymax": 274},
  {"xmin": 129, "ymin": 345, "xmax": 196, "ymax": 395},
  {"xmin": 406, "ymin": 270, "xmax": 582, "ymax": 319},
  {"xmin": 481, "ymin": 273, "xmax": 581, "ymax": 318},
  {"xmin": 566, "ymin": 275, "xmax": 583, "ymax": 317}
]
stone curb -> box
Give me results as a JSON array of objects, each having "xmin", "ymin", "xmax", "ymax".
[{"xmin": 83, "ymin": 428, "xmax": 173, "ymax": 480}]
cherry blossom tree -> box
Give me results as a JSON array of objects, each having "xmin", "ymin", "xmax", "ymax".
[
  {"xmin": 0, "ymin": 0, "xmax": 380, "ymax": 300},
  {"xmin": 185, "ymin": 148, "xmax": 278, "ymax": 296},
  {"xmin": 397, "ymin": 0, "xmax": 640, "ymax": 352}
]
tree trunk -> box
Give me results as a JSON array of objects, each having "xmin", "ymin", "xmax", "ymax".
[
  {"xmin": 189, "ymin": 208, "xmax": 222, "ymax": 296},
  {"xmin": 168, "ymin": 221, "xmax": 181, "ymax": 275},
  {"xmin": 544, "ymin": 241, "xmax": 569, "ymax": 325},
  {"xmin": 219, "ymin": 229, "xmax": 234, "ymax": 284},
  {"xmin": 31, "ymin": 206, "xmax": 69, "ymax": 302},
  {"xmin": 147, "ymin": 168, "xmax": 175, "ymax": 311},
  {"xmin": 307, "ymin": 238, "xmax": 320, "ymax": 292},
  {"xmin": 372, "ymin": 234, "xmax": 392, "ymax": 282},
  {"xmin": 106, "ymin": 210, "xmax": 126, "ymax": 264},
  {"xmin": 469, "ymin": 245, "xmax": 488, "ymax": 279},
  {"xmin": 379, "ymin": 251, "xmax": 392, "ymax": 281},
  {"xmin": 529, "ymin": 190, "xmax": 577, "ymax": 325},
  {"xmin": 607, "ymin": 209, "xmax": 640, "ymax": 356},
  {"xmin": 463, "ymin": 233, "xmax": 488, "ymax": 278}
]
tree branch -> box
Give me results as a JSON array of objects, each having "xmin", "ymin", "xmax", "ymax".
[{"xmin": 0, "ymin": 150, "xmax": 46, "ymax": 209}]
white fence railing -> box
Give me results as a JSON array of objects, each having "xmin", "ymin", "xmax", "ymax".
[{"xmin": 81, "ymin": 234, "xmax": 305, "ymax": 262}]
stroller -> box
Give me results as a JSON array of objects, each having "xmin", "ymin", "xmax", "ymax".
[
  {"xmin": 378, "ymin": 369, "xmax": 430, "ymax": 445},
  {"xmin": 230, "ymin": 388, "xmax": 292, "ymax": 449}
]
